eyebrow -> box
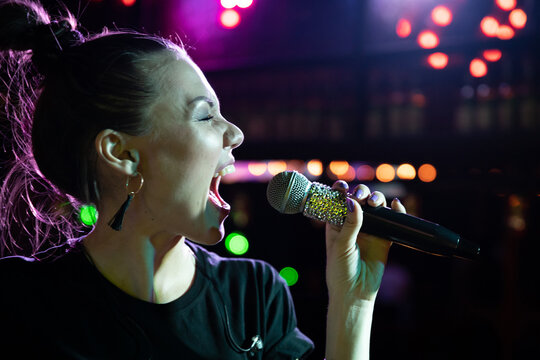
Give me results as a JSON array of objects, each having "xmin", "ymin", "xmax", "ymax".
[{"xmin": 188, "ymin": 96, "xmax": 215, "ymax": 108}]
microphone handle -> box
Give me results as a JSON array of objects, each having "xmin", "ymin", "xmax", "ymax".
[{"xmin": 360, "ymin": 205, "xmax": 480, "ymax": 259}]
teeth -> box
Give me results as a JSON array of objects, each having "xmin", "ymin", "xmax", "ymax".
[{"xmin": 214, "ymin": 164, "xmax": 236, "ymax": 178}]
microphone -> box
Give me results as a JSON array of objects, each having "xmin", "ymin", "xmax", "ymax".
[{"xmin": 266, "ymin": 171, "xmax": 480, "ymax": 260}]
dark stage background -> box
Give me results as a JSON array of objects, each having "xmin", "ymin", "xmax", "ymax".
[{"xmin": 1, "ymin": 0, "xmax": 539, "ymax": 359}]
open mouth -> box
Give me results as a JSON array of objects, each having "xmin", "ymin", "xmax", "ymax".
[{"xmin": 208, "ymin": 164, "xmax": 235, "ymax": 210}]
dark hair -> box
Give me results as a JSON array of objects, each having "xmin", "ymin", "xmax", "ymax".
[{"xmin": 0, "ymin": 0, "xmax": 187, "ymax": 260}]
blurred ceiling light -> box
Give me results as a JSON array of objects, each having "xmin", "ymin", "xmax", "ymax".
[
  {"xmin": 396, "ymin": 18, "xmax": 412, "ymax": 38},
  {"xmin": 397, "ymin": 164, "xmax": 416, "ymax": 180},
  {"xmin": 247, "ymin": 162, "xmax": 267, "ymax": 176},
  {"xmin": 470, "ymin": 58, "xmax": 488, "ymax": 78},
  {"xmin": 509, "ymin": 9, "xmax": 527, "ymax": 29},
  {"xmin": 480, "ymin": 16, "xmax": 499, "ymax": 37},
  {"xmin": 483, "ymin": 49, "xmax": 502, "ymax": 62},
  {"xmin": 417, "ymin": 30, "xmax": 439, "ymax": 49},
  {"xmin": 496, "ymin": 0, "xmax": 516, "ymax": 11},
  {"xmin": 237, "ymin": 0, "xmax": 254, "ymax": 8},
  {"xmin": 497, "ymin": 24, "xmax": 515, "ymax": 39},
  {"xmin": 427, "ymin": 52, "xmax": 448, "ymax": 69},
  {"xmin": 357, "ymin": 165, "xmax": 375, "ymax": 181},
  {"xmin": 220, "ymin": 0, "xmax": 236, "ymax": 9},
  {"xmin": 267, "ymin": 161, "xmax": 287, "ymax": 175},
  {"xmin": 418, "ymin": 164, "xmax": 437, "ymax": 182},
  {"xmin": 121, "ymin": 0, "xmax": 136, "ymax": 6},
  {"xmin": 329, "ymin": 161, "xmax": 350, "ymax": 177},
  {"xmin": 376, "ymin": 164, "xmax": 395, "ymax": 183},
  {"xmin": 220, "ymin": 9, "xmax": 241, "ymax": 29},
  {"xmin": 307, "ymin": 160, "xmax": 323, "ymax": 177},
  {"xmin": 431, "ymin": 6, "xmax": 453, "ymax": 27}
]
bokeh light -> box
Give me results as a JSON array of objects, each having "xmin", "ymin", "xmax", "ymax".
[
  {"xmin": 376, "ymin": 164, "xmax": 395, "ymax": 183},
  {"xmin": 79, "ymin": 204, "xmax": 98, "ymax": 226},
  {"xmin": 279, "ymin": 267, "xmax": 299, "ymax": 286},
  {"xmin": 470, "ymin": 58, "xmax": 488, "ymax": 78},
  {"xmin": 431, "ymin": 6, "xmax": 452, "ymax": 27},
  {"xmin": 417, "ymin": 31, "xmax": 439, "ymax": 49},
  {"xmin": 237, "ymin": 0, "xmax": 254, "ymax": 8},
  {"xmin": 483, "ymin": 49, "xmax": 502, "ymax": 62},
  {"xmin": 396, "ymin": 18, "xmax": 412, "ymax": 38},
  {"xmin": 267, "ymin": 160, "xmax": 287, "ymax": 175},
  {"xmin": 480, "ymin": 16, "xmax": 499, "ymax": 37},
  {"xmin": 329, "ymin": 161, "xmax": 350, "ymax": 177},
  {"xmin": 121, "ymin": 0, "xmax": 136, "ymax": 6},
  {"xmin": 307, "ymin": 160, "xmax": 323, "ymax": 177},
  {"xmin": 418, "ymin": 164, "xmax": 437, "ymax": 182},
  {"xmin": 427, "ymin": 52, "xmax": 448, "ymax": 69},
  {"xmin": 248, "ymin": 162, "xmax": 267, "ymax": 176},
  {"xmin": 496, "ymin": 0, "xmax": 516, "ymax": 11},
  {"xmin": 397, "ymin": 164, "xmax": 416, "ymax": 180},
  {"xmin": 220, "ymin": 9, "xmax": 241, "ymax": 29},
  {"xmin": 509, "ymin": 9, "xmax": 527, "ymax": 29},
  {"xmin": 220, "ymin": 0, "xmax": 236, "ymax": 9},
  {"xmin": 497, "ymin": 25, "xmax": 515, "ymax": 40},
  {"xmin": 225, "ymin": 232, "xmax": 249, "ymax": 255},
  {"xmin": 357, "ymin": 165, "xmax": 375, "ymax": 181}
]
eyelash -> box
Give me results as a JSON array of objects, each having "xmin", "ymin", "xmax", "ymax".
[{"xmin": 199, "ymin": 115, "xmax": 214, "ymax": 121}]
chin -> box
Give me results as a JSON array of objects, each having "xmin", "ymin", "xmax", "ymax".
[{"xmin": 188, "ymin": 224, "xmax": 225, "ymax": 246}]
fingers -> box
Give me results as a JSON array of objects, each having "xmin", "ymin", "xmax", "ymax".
[{"xmin": 391, "ymin": 198, "xmax": 406, "ymax": 214}]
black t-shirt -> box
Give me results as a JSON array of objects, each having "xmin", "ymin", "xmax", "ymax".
[{"xmin": 0, "ymin": 241, "xmax": 314, "ymax": 359}]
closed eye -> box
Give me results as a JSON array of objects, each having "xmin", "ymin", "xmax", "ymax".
[{"xmin": 199, "ymin": 114, "xmax": 214, "ymax": 121}]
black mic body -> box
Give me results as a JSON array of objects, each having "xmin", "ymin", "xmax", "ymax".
[{"xmin": 266, "ymin": 171, "xmax": 480, "ymax": 260}]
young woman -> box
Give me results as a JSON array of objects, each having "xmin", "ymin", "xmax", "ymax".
[{"xmin": 0, "ymin": 1, "xmax": 406, "ymax": 358}]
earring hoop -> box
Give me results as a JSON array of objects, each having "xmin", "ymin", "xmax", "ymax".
[
  {"xmin": 126, "ymin": 171, "xmax": 144, "ymax": 196},
  {"xmin": 108, "ymin": 171, "xmax": 145, "ymax": 231}
]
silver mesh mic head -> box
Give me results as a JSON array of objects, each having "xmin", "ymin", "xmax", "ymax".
[
  {"xmin": 303, "ymin": 182, "xmax": 347, "ymax": 226},
  {"xmin": 266, "ymin": 171, "xmax": 310, "ymax": 214}
]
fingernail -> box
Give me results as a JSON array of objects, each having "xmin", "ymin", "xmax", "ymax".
[
  {"xmin": 393, "ymin": 197, "xmax": 401, "ymax": 204},
  {"xmin": 354, "ymin": 186, "xmax": 364, "ymax": 199},
  {"xmin": 370, "ymin": 193, "xmax": 379, "ymax": 203},
  {"xmin": 346, "ymin": 198, "xmax": 355, "ymax": 212}
]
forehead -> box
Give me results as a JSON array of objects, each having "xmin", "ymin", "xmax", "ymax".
[{"xmin": 164, "ymin": 58, "xmax": 217, "ymax": 104}]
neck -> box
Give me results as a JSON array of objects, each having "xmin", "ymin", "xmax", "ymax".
[{"xmin": 82, "ymin": 222, "xmax": 196, "ymax": 304}]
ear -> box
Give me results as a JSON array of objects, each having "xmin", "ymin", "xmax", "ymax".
[{"xmin": 95, "ymin": 129, "xmax": 140, "ymax": 176}]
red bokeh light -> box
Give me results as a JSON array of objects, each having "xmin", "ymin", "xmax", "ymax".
[
  {"xmin": 470, "ymin": 58, "xmax": 488, "ymax": 78},
  {"xmin": 480, "ymin": 16, "xmax": 499, "ymax": 37},
  {"xmin": 483, "ymin": 49, "xmax": 502, "ymax": 62},
  {"xmin": 496, "ymin": 0, "xmax": 516, "ymax": 11},
  {"xmin": 121, "ymin": 0, "xmax": 136, "ymax": 6},
  {"xmin": 417, "ymin": 30, "xmax": 439, "ymax": 49},
  {"xmin": 497, "ymin": 24, "xmax": 515, "ymax": 39},
  {"xmin": 396, "ymin": 18, "xmax": 412, "ymax": 38},
  {"xmin": 431, "ymin": 6, "xmax": 453, "ymax": 27},
  {"xmin": 427, "ymin": 52, "xmax": 448, "ymax": 69},
  {"xmin": 220, "ymin": 9, "xmax": 241, "ymax": 29},
  {"xmin": 509, "ymin": 9, "xmax": 527, "ymax": 29}
]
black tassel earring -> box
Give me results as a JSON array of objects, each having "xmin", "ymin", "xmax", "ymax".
[{"xmin": 108, "ymin": 171, "xmax": 144, "ymax": 231}]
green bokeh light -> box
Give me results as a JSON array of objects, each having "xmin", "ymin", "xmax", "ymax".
[
  {"xmin": 225, "ymin": 232, "xmax": 249, "ymax": 255},
  {"xmin": 279, "ymin": 267, "xmax": 299, "ymax": 286},
  {"xmin": 79, "ymin": 204, "xmax": 98, "ymax": 226}
]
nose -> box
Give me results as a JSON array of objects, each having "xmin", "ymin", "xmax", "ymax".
[{"xmin": 224, "ymin": 120, "xmax": 244, "ymax": 150}]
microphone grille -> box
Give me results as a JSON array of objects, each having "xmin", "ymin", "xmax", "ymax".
[{"xmin": 266, "ymin": 171, "xmax": 310, "ymax": 214}]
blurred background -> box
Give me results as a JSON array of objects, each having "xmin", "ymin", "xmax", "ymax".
[{"xmin": 4, "ymin": 0, "xmax": 540, "ymax": 358}]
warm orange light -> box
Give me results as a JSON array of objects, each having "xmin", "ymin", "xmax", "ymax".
[
  {"xmin": 470, "ymin": 58, "xmax": 488, "ymax": 78},
  {"xmin": 508, "ymin": 194, "xmax": 521, "ymax": 207},
  {"xmin": 496, "ymin": 0, "xmax": 516, "ymax": 11},
  {"xmin": 247, "ymin": 162, "xmax": 267, "ymax": 176},
  {"xmin": 121, "ymin": 0, "xmax": 136, "ymax": 6},
  {"xmin": 267, "ymin": 161, "xmax": 287, "ymax": 175},
  {"xmin": 341, "ymin": 166, "xmax": 357, "ymax": 182},
  {"xmin": 427, "ymin": 52, "xmax": 448, "ymax": 69},
  {"xmin": 497, "ymin": 24, "xmax": 515, "ymax": 39},
  {"xmin": 480, "ymin": 16, "xmax": 499, "ymax": 37},
  {"xmin": 483, "ymin": 49, "xmax": 502, "ymax": 62},
  {"xmin": 376, "ymin": 164, "xmax": 395, "ymax": 183},
  {"xmin": 418, "ymin": 164, "xmax": 437, "ymax": 182},
  {"xmin": 220, "ymin": 9, "xmax": 241, "ymax": 29},
  {"xmin": 306, "ymin": 160, "xmax": 323, "ymax": 177},
  {"xmin": 397, "ymin": 164, "xmax": 416, "ymax": 180},
  {"xmin": 509, "ymin": 9, "xmax": 527, "ymax": 29},
  {"xmin": 417, "ymin": 30, "xmax": 439, "ymax": 49},
  {"xmin": 431, "ymin": 6, "xmax": 452, "ymax": 27},
  {"xmin": 329, "ymin": 161, "xmax": 350, "ymax": 177},
  {"xmin": 396, "ymin": 18, "xmax": 412, "ymax": 38},
  {"xmin": 357, "ymin": 165, "xmax": 375, "ymax": 181}
]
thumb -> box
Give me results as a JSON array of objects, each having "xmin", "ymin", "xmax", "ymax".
[{"xmin": 327, "ymin": 198, "xmax": 364, "ymax": 254}]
